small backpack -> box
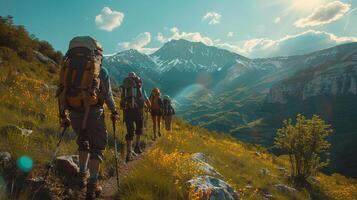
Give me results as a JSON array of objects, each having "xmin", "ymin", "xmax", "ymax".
[
  {"xmin": 120, "ymin": 75, "xmax": 144, "ymax": 109},
  {"xmin": 57, "ymin": 36, "xmax": 103, "ymax": 128},
  {"xmin": 149, "ymin": 88, "xmax": 162, "ymax": 111},
  {"xmin": 162, "ymin": 95, "xmax": 175, "ymax": 116}
]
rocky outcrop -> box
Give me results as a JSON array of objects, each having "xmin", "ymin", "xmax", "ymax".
[
  {"xmin": 186, "ymin": 153, "xmax": 239, "ymax": 200},
  {"xmin": 191, "ymin": 153, "xmax": 222, "ymax": 177},
  {"xmin": 274, "ymin": 184, "xmax": 297, "ymax": 194},
  {"xmin": 187, "ymin": 176, "xmax": 240, "ymax": 200},
  {"xmin": 56, "ymin": 155, "xmax": 79, "ymax": 176},
  {"xmin": 266, "ymin": 62, "xmax": 357, "ymax": 104},
  {"xmin": 0, "ymin": 125, "xmax": 33, "ymax": 137},
  {"xmin": 0, "ymin": 152, "xmax": 11, "ymax": 163},
  {"xmin": 34, "ymin": 51, "xmax": 57, "ymax": 65},
  {"xmin": 302, "ymin": 70, "xmax": 357, "ymax": 100}
]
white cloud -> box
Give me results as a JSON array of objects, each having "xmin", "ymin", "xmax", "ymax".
[
  {"xmin": 202, "ymin": 12, "xmax": 222, "ymax": 25},
  {"xmin": 118, "ymin": 32, "xmax": 158, "ymax": 54},
  {"xmin": 215, "ymin": 43, "xmax": 246, "ymax": 55},
  {"xmin": 95, "ymin": 7, "xmax": 124, "ymax": 31},
  {"xmin": 156, "ymin": 27, "xmax": 357, "ymax": 58},
  {"xmin": 274, "ymin": 17, "xmax": 281, "ymax": 24},
  {"xmin": 157, "ymin": 27, "xmax": 214, "ymax": 46},
  {"xmin": 241, "ymin": 30, "xmax": 357, "ymax": 58},
  {"xmin": 212, "ymin": 30, "xmax": 357, "ymax": 58},
  {"xmin": 227, "ymin": 32, "xmax": 234, "ymax": 37},
  {"xmin": 294, "ymin": 1, "xmax": 351, "ymax": 28}
]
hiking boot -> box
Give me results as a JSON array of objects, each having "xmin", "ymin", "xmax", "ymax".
[
  {"xmin": 126, "ymin": 152, "xmax": 134, "ymax": 162},
  {"xmin": 126, "ymin": 141, "xmax": 134, "ymax": 163},
  {"xmin": 134, "ymin": 145, "xmax": 143, "ymax": 154},
  {"xmin": 85, "ymin": 181, "xmax": 102, "ymax": 200},
  {"xmin": 76, "ymin": 171, "xmax": 89, "ymax": 189}
]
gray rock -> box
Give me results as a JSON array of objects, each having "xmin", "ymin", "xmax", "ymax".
[
  {"xmin": 34, "ymin": 51, "xmax": 56, "ymax": 65},
  {"xmin": 187, "ymin": 176, "xmax": 240, "ymax": 200},
  {"xmin": 191, "ymin": 153, "xmax": 222, "ymax": 177},
  {"xmin": 259, "ymin": 168, "xmax": 270, "ymax": 176},
  {"xmin": 263, "ymin": 193, "xmax": 274, "ymax": 200},
  {"xmin": 274, "ymin": 184, "xmax": 297, "ymax": 194},
  {"xmin": 192, "ymin": 153, "xmax": 208, "ymax": 163},
  {"xmin": 0, "ymin": 125, "xmax": 33, "ymax": 137},
  {"xmin": 0, "ymin": 152, "xmax": 11, "ymax": 163},
  {"xmin": 245, "ymin": 185, "xmax": 253, "ymax": 189},
  {"xmin": 56, "ymin": 155, "xmax": 79, "ymax": 176}
]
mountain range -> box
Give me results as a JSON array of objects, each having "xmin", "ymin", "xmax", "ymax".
[{"xmin": 103, "ymin": 39, "xmax": 357, "ymax": 178}]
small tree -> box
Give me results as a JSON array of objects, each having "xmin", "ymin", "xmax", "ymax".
[{"xmin": 274, "ymin": 114, "xmax": 333, "ymax": 185}]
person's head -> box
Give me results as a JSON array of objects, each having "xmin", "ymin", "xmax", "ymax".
[
  {"xmin": 128, "ymin": 72, "xmax": 136, "ymax": 78},
  {"xmin": 152, "ymin": 88, "xmax": 161, "ymax": 97}
]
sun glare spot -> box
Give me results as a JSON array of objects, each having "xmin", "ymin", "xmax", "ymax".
[{"xmin": 16, "ymin": 155, "xmax": 34, "ymax": 173}]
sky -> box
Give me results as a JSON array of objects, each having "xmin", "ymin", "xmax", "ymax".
[{"xmin": 1, "ymin": 0, "xmax": 357, "ymax": 58}]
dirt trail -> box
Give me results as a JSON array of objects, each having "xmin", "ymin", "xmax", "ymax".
[{"xmin": 99, "ymin": 142, "xmax": 154, "ymax": 199}]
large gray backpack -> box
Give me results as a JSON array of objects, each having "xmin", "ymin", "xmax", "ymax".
[{"xmin": 120, "ymin": 75, "xmax": 144, "ymax": 109}]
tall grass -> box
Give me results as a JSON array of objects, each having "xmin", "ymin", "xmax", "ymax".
[{"xmin": 0, "ymin": 74, "xmax": 356, "ymax": 200}]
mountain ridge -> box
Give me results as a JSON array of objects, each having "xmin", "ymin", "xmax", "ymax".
[{"xmin": 103, "ymin": 39, "xmax": 357, "ymax": 178}]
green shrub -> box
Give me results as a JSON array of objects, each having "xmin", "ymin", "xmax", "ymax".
[{"xmin": 274, "ymin": 114, "xmax": 333, "ymax": 185}]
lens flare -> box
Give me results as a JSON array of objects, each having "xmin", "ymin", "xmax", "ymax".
[{"xmin": 16, "ymin": 155, "xmax": 33, "ymax": 173}]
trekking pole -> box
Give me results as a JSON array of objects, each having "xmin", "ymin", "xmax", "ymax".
[
  {"xmin": 43, "ymin": 126, "xmax": 67, "ymax": 181},
  {"xmin": 31, "ymin": 126, "xmax": 67, "ymax": 200},
  {"xmin": 112, "ymin": 119, "xmax": 120, "ymax": 192},
  {"xmin": 145, "ymin": 111, "xmax": 148, "ymax": 147}
]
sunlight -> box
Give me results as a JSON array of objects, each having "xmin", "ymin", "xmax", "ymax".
[
  {"xmin": 173, "ymin": 84, "xmax": 206, "ymax": 104},
  {"xmin": 289, "ymin": 0, "xmax": 326, "ymax": 11}
]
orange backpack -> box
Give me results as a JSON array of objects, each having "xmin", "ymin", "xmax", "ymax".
[{"xmin": 57, "ymin": 36, "xmax": 103, "ymax": 128}]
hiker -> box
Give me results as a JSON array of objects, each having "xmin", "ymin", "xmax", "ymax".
[
  {"xmin": 162, "ymin": 95, "xmax": 175, "ymax": 131},
  {"xmin": 120, "ymin": 72, "xmax": 145, "ymax": 162},
  {"xmin": 149, "ymin": 88, "xmax": 163, "ymax": 140},
  {"xmin": 57, "ymin": 36, "xmax": 119, "ymax": 200}
]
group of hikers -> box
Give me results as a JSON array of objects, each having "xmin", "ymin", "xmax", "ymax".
[{"xmin": 56, "ymin": 36, "xmax": 175, "ymax": 199}]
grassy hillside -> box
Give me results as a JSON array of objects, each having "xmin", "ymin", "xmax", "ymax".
[
  {"xmin": 1, "ymin": 74, "xmax": 357, "ymax": 200},
  {"xmin": 116, "ymin": 120, "xmax": 357, "ymax": 200},
  {"xmin": 1, "ymin": 16, "xmax": 356, "ymax": 200}
]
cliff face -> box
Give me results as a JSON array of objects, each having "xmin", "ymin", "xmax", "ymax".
[
  {"xmin": 266, "ymin": 51, "xmax": 357, "ymax": 104},
  {"xmin": 262, "ymin": 51, "xmax": 357, "ymax": 178}
]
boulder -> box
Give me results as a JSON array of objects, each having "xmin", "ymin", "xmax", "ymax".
[
  {"xmin": 274, "ymin": 184, "xmax": 296, "ymax": 194},
  {"xmin": 187, "ymin": 176, "xmax": 239, "ymax": 200},
  {"xmin": 192, "ymin": 153, "xmax": 208, "ymax": 163},
  {"xmin": 0, "ymin": 152, "xmax": 11, "ymax": 163},
  {"xmin": 56, "ymin": 155, "xmax": 79, "ymax": 176},
  {"xmin": 0, "ymin": 125, "xmax": 33, "ymax": 137},
  {"xmin": 191, "ymin": 153, "xmax": 222, "ymax": 177}
]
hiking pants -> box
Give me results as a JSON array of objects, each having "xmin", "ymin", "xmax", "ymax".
[
  {"xmin": 163, "ymin": 115, "xmax": 173, "ymax": 131},
  {"xmin": 124, "ymin": 108, "xmax": 143, "ymax": 141},
  {"xmin": 70, "ymin": 108, "xmax": 107, "ymax": 162}
]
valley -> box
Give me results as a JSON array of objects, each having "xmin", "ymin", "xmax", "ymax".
[{"xmin": 104, "ymin": 40, "xmax": 357, "ymax": 178}]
